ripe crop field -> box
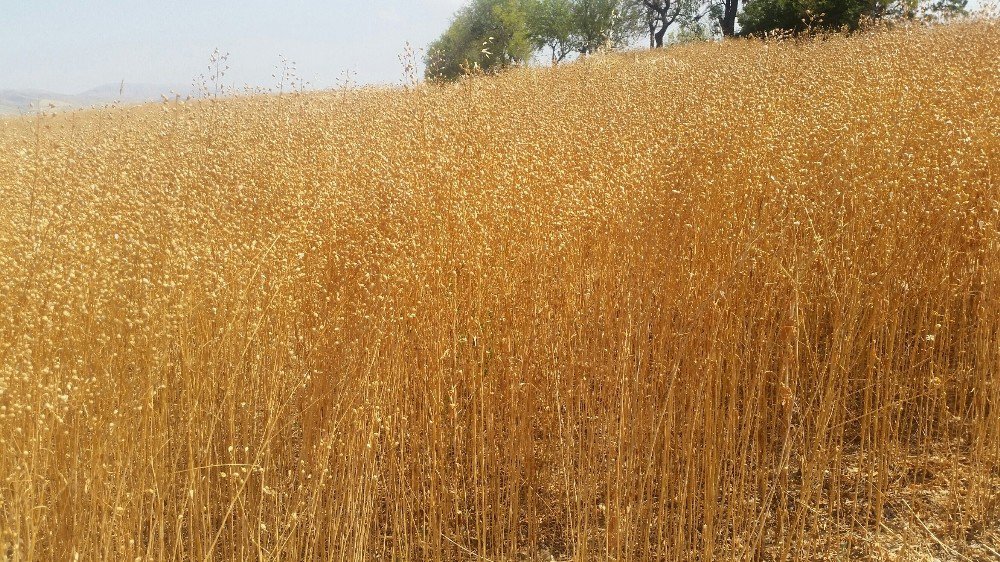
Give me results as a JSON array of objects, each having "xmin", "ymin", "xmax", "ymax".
[{"xmin": 1, "ymin": 21, "xmax": 998, "ymax": 561}]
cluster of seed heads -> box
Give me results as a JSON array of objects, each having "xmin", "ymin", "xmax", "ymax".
[{"xmin": 0, "ymin": 21, "xmax": 998, "ymax": 561}]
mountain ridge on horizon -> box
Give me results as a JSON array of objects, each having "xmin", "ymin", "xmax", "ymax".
[{"xmin": 0, "ymin": 82, "xmax": 190, "ymax": 115}]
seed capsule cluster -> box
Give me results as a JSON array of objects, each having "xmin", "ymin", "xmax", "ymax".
[{"xmin": 0, "ymin": 21, "xmax": 998, "ymax": 561}]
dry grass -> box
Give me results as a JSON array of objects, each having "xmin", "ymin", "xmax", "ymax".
[{"xmin": 1, "ymin": 21, "xmax": 999, "ymax": 561}]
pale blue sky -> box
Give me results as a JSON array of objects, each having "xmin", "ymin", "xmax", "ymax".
[
  {"xmin": 0, "ymin": 0, "xmax": 465, "ymax": 93},
  {"xmin": 2, "ymin": 1, "xmax": 989, "ymax": 94}
]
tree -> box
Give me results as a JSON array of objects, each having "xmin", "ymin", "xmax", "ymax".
[
  {"xmin": 709, "ymin": 0, "xmax": 742, "ymax": 35},
  {"xmin": 428, "ymin": 0, "xmax": 699, "ymax": 81},
  {"xmin": 527, "ymin": 0, "xmax": 579, "ymax": 62},
  {"xmin": 638, "ymin": 0, "xmax": 707, "ymax": 47},
  {"xmin": 573, "ymin": 0, "xmax": 647, "ymax": 53},
  {"xmin": 737, "ymin": 0, "xmax": 803, "ymax": 34},
  {"xmin": 738, "ymin": 0, "xmax": 965, "ymax": 35},
  {"xmin": 425, "ymin": 0, "xmax": 534, "ymax": 80}
]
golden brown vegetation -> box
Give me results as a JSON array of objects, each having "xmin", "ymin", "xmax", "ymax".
[{"xmin": 1, "ymin": 21, "xmax": 999, "ymax": 561}]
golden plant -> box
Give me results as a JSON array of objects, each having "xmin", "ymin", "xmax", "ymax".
[{"xmin": 0, "ymin": 20, "xmax": 998, "ymax": 561}]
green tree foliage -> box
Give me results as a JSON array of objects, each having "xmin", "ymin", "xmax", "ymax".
[
  {"xmin": 527, "ymin": 0, "xmax": 579, "ymax": 61},
  {"xmin": 427, "ymin": 0, "xmax": 968, "ymax": 78},
  {"xmin": 429, "ymin": 0, "xmax": 654, "ymax": 80},
  {"xmin": 738, "ymin": 0, "xmax": 966, "ymax": 35},
  {"xmin": 637, "ymin": 0, "xmax": 708, "ymax": 47},
  {"xmin": 425, "ymin": 0, "xmax": 534, "ymax": 80},
  {"xmin": 573, "ymin": 0, "xmax": 648, "ymax": 53},
  {"xmin": 738, "ymin": 0, "xmax": 810, "ymax": 33},
  {"xmin": 525, "ymin": 0, "xmax": 648, "ymax": 59}
]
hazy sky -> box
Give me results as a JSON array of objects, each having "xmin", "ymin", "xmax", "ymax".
[
  {"xmin": 1, "ymin": 0, "xmax": 466, "ymax": 94},
  {"xmin": 3, "ymin": 0, "xmax": 990, "ymax": 94}
]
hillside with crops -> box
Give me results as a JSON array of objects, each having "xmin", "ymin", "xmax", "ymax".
[{"xmin": 0, "ymin": 21, "xmax": 998, "ymax": 560}]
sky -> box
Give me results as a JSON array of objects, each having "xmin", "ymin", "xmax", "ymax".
[
  {"xmin": 2, "ymin": 0, "xmax": 990, "ymax": 95},
  {"xmin": 0, "ymin": 0, "xmax": 466, "ymax": 94}
]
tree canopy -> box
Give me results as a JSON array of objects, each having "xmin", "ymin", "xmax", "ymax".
[
  {"xmin": 426, "ymin": 0, "xmax": 970, "ymax": 80},
  {"xmin": 739, "ymin": 0, "xmax": 966, "ymax": 34},
  {"xmin": 425, "ymin": 0, "xmax": 534, "ymax": 81},
  {"xmin": 426, "ymin": 0, "xmax": 654, "ymax": 80}
]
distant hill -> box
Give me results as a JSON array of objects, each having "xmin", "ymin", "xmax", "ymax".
[{"xmin": 0, "ymin": 83, "xmax": 189, "ymax": 115}]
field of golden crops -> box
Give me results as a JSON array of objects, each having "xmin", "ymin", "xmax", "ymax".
[{"xmin": 1, "ymin": 20, "xmax": 998, "ymax": 561}]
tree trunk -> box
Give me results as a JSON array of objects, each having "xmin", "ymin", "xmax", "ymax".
[
  {"xmin": 644, "ymin": 1, "xmax": 671, "ymax": 48},
  {"xmin": 721, "ymin": 0, "xmax": 738, "ymax": 36},
  {"xmin": 654, "ymin": 23, "xmax": 668, "ymax": 47}
]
